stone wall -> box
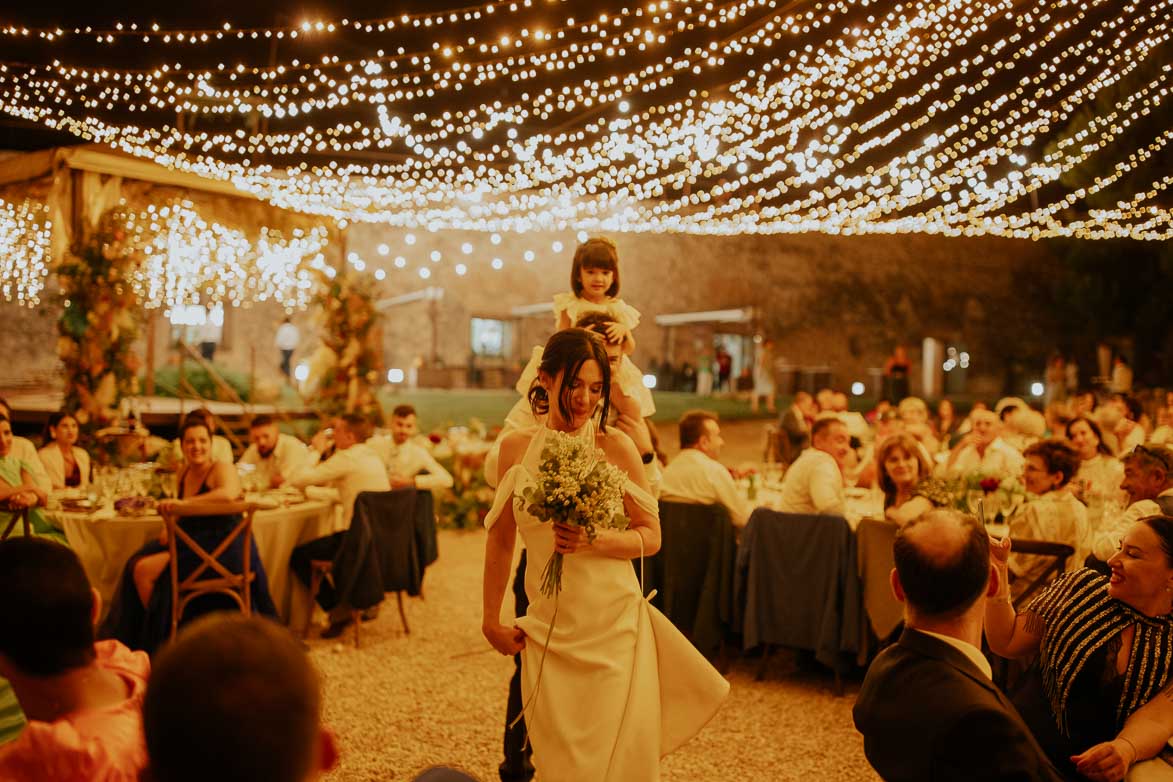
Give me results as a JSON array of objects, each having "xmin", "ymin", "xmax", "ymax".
[
  {"xmin": 346, "ymin": 225, "xmax": 1062, "ymax": 398},
  {"xmin": 0, "ymin": 162, "xmax": 1064, "ymax": 399}
]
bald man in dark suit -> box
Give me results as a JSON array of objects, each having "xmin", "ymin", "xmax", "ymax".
[{"xmin": 853, "ymin": 510, "xmax": 1064, "ymax": 782}]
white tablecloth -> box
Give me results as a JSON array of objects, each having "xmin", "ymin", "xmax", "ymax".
[
  {"xmin": 753, "ymin": 487, "xmax": 884, "ymax": 529},
  {"xmin": 49, "ymin": 499, "xmax": 339, "ymax": 628}
]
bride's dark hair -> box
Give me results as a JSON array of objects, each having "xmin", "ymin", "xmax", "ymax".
[{"xmin": 527, "ymin": 328, "xmax": 612, "ymax": 431}]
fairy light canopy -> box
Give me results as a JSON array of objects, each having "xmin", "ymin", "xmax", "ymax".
[{"xmin": 0, "ymin": 0, "xmax": 1168, "ymax": 240}]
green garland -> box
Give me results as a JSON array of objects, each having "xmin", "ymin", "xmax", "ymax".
[
  {"xmin": 308, "ymin": 266, "xmax": 384, "ymax": 421},
  {"xmin": 55, "ymin": 208, "xmax": 143, "ymax": 431}
]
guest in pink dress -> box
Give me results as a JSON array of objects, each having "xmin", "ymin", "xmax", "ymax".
[{"xmin": 0, "ymin": 537, "xmax": 150, "ymax": 781}]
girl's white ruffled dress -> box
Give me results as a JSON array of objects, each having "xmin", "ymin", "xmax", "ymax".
[
  {"xmin": 552, "ymin": 293, "xmax": 656, "ymax": 417},
  {"xmin": 486, "ymin": 421, "xmax": 728, "ymax": 781}
]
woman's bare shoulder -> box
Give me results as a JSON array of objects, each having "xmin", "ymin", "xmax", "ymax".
[
  {"xmin": 498, "ymin": 428, "xmax": 537, "ymax": 467},
  {"xmin": 597, "ymin": 427, "xmax": 640, "ymax": 462}
]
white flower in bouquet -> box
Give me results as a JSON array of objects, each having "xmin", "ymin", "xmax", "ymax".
[{"xmin": 519, "ymin": 429, "xmax": 631, "ymax": 598}]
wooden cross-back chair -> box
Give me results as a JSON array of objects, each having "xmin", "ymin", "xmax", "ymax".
[
  {"xmin": 1010, "ymin": 539, "xmax": 1076, "ymax": 610},
  {"xmin": 162, "ymin": 500, "xmax": 258, "ymax": 640},
  {"xmin": 0, "ymin": 504, "xmax": 31, "ymax": 541}
]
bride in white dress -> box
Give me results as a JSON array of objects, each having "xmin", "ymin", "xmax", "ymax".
[{"xmin": 482, "ymin": 328, "xmax": 728, "ymax": 782}]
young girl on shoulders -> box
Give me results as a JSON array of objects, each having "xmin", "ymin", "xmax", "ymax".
[{"xmin": 554, "ymin": 237, "xmax": 655, "ymax": 415}]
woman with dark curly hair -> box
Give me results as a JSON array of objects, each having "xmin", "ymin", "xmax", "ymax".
[{"xmin": 987, "ymin": 516, "xmax": 1173, "ymax": 780}]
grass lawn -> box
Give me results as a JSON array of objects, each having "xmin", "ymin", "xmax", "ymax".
[{"xmin": 375, "ymin": 388, "xmax": 780, "ymax": 431}]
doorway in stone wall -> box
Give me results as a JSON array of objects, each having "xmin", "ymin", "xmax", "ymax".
[{"xmin": 713, "ymin": 332, "xmax": 755, "ymax": 393}]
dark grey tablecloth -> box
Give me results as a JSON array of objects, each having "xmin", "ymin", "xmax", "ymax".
[{"xmin": 735, "ymin": 508, "xmax": 863, "ymax": 672}]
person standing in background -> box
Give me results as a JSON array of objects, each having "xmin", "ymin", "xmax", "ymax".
[
  {"xmin": 276, "ymin": 317, "xmax": 300, "ymax": 382},
  {"xmin": 884, "ymin": 345, "xmax": 912, "ymax": 403}
]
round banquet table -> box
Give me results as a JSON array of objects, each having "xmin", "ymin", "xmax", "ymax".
[{"xmin": 48, "ymin": 497, "xmax": 341, "ymax": 629}]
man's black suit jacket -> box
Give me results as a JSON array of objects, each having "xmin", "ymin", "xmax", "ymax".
[{"xmin": 853, "ymin": 628, "xmax": 1065, "ymax": 782}]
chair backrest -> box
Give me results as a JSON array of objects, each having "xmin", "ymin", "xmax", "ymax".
[
  {"xmin": 355, "ymin": 489, "xmax": 424, "ymax": 596},
  {"xmin": 163, "ymin": 501, "xmax": 257, "ymax": 638},
  {"xmin": 736, "ymin": 508, "xmax": 862, "ymax": 666},
  {"xmin": 653, "ymin": 501, "xmax": 737, "ymax": 655},
  {"xmin": 0, "ymin": 505, "xmax": 30, "ymax": 541},
  {"xmin": 1010, "ymin": 539, "xmax": 1075, "ymax": 610}
]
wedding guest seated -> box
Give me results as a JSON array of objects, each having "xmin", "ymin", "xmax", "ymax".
[
  {"xmin": 776, "ymin": 391, "xmax": 815, "ymax": 466},
  {"xmin": 1043, "ymin": 400, "xmax": 1072, "ymax": 438},
  {"xmin": 877, "ymin": 432, "xmax": 951, "ymax": 526},
  {"xmin": 103, "ymin": 416, "xmax": 277, "ymax": 655},
  {"xmin": 37, "ymin": 411, "xmax": 91, "ymax": 490},
  {"xmin": 0, "ymin": 397, "xmax": 51, "ymax": 493},
  {"xmin": 1089, "ymin": 445, "xmax": 1173, "ymax": 563},
  {"xmin": 0, "ymin": 413, "xmax": 60, "ymax": 541},
  {"xmin": 156, "ymin": 408, "xmax": 234, "ymax": 471},
  {"xmin": 815, "ymin": 387, "xmax": 836, "ymax": 413},
  {"xmin": 1006, "ymin": 440, "xmax": 1090, "ymax": 596},
  {"xmin": 986, "ymin": 517, "xmax": 1173, "ymax": 780},
  {"xmin": 143, "ymin": 614, "xmax": 338, "ymax": 782},
  {"xmin": 0, "ymin": 538, "xmax": 150, "ymax": 780},
  {"xmin": 237, "ymin": 414, "xmax": 310, "ymax": 489},
  {"xmin": 287, "ymin": 414, "xmax": 391, "ymax": 638},
  {"xmin": 1152, "ymin": 395, "xmax": 1173, "ymax": 447},
  {"xmin": 897, "ymin": 396, "xmax": 940, "ymax": 454},
  {"xmin": 1113, "ymin": 393, "xmax": 1147, "ymax": 453},
  {"xmin": 777, "ymin": 417, "xmax": 850, "ymax": 516},
  {"xmin": 936, "ymin": 398, "xmax": 960, "ymax": 446},
  {"xmin": 1066, "ymin": 415, "xmax": 1124, "ymax": 522},
  {"xmin": 659, "ymin": 410, "xmax": 751, "ymax": 527},
  {"xmin": 1073, "ymin": 389, "xmax": 1097, "ymax": 417},
  {"xmin": 1003, "ymin": 406, "xmax": 1046, "ymax": 453},
  {"xmin": 368, "ymin": 405, "xmax": 453, "ymax": 491},
  {"xmin": 833, "ymin": 391, "xmax": 871, "ymax": 443},
  {"xmin": 945, "ymin": 409, "xmax": 1025, "ymax": 480},
  {"xmin": 854, "ymin": 510, "xmax": 1064, "ymax": 782}
]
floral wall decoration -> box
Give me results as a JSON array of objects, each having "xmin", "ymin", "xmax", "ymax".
[
  {"xmin": 307, "ymin": 264, "xmax": 384, "ymax": 421},
  {"xmin": 55, "ymin": 207, "xmax": 144, "ymax": 430}
]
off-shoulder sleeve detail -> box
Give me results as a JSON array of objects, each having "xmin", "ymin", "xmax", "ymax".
[
  {"xmin": 484, "ymin": 465, "xmax": 523, "ymax": 530},
  {"xmin": 610, "ymin": 298, "xmax": 641, "ymax": 330},
  {"xmin": 624, "ymin": 478, "xmax": 658, "ymax": 517}
]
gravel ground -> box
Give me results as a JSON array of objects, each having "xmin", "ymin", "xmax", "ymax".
[{"xmin": 311, "ymin": 529, "xmax": 879, "ymax": 782}]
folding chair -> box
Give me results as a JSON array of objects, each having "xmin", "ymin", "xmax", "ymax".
[{"xmin": 163, "ymin": 500, "xmax": 258, "ymax": 641}]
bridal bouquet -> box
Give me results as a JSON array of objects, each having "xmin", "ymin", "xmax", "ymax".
[{"xmin": 519, "ymin": 429, "xmax": 631, "ymax": 598}]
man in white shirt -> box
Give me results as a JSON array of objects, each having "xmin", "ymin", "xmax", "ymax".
[
  {"xmin": 287, "ymin": 413, "xmax": 391, "ymax": 638},
  {"xmin": 0, "ymin": 398, "xmax": 50, "ymax": 493},
  {"xmin": 945, "ymin": 409, "xmax": 1025, "ymax": 480},
  {"xmin": 1089, "ymin": 444, "xmax": 1173, "ymax": 562},
  {"xmin": 659, "ymin": 410, "xmax": 750, "ymax": 527},
  {"xmin": 237, "ymin": 415, "xmax": 310, "ymax": 489},
  {"xmin": 368, "ymin": 405, "xmax": 453, "ymax": 492},
  {"xmin": 777, "ymin": 417, "xmax": 851, "ymax": 516}
]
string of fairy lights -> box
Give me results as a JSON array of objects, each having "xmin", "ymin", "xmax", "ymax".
[
  {"xmin": 0, "ymin": 198, "xmax": 51, "ymax": 306},
  {"xmin": 0, "ymin": 195, "xmax": 327, "ymax": 309},
  {"xmin": 0, "ymin": 0, "xmax": 1167, "ymax": 253}
]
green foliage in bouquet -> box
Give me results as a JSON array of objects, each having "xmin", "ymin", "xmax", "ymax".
[{"xmin": 519, "ymin": 430, "xmax": 631, "ymax": 597}]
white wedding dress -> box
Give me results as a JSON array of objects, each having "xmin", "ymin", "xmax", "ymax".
[{"xmin": 486, "ymin": 421, "xmax": 729, "ymax": 781}]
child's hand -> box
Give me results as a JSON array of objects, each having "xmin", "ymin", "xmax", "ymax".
[{"xmin": 605, "ymin": 323, "xmax": 631, "ymax": 345}]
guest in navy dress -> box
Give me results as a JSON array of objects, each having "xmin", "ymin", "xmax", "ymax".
[{"xmin": 103, "ymin": 416, "xmax": 276, "ymax": 655}]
